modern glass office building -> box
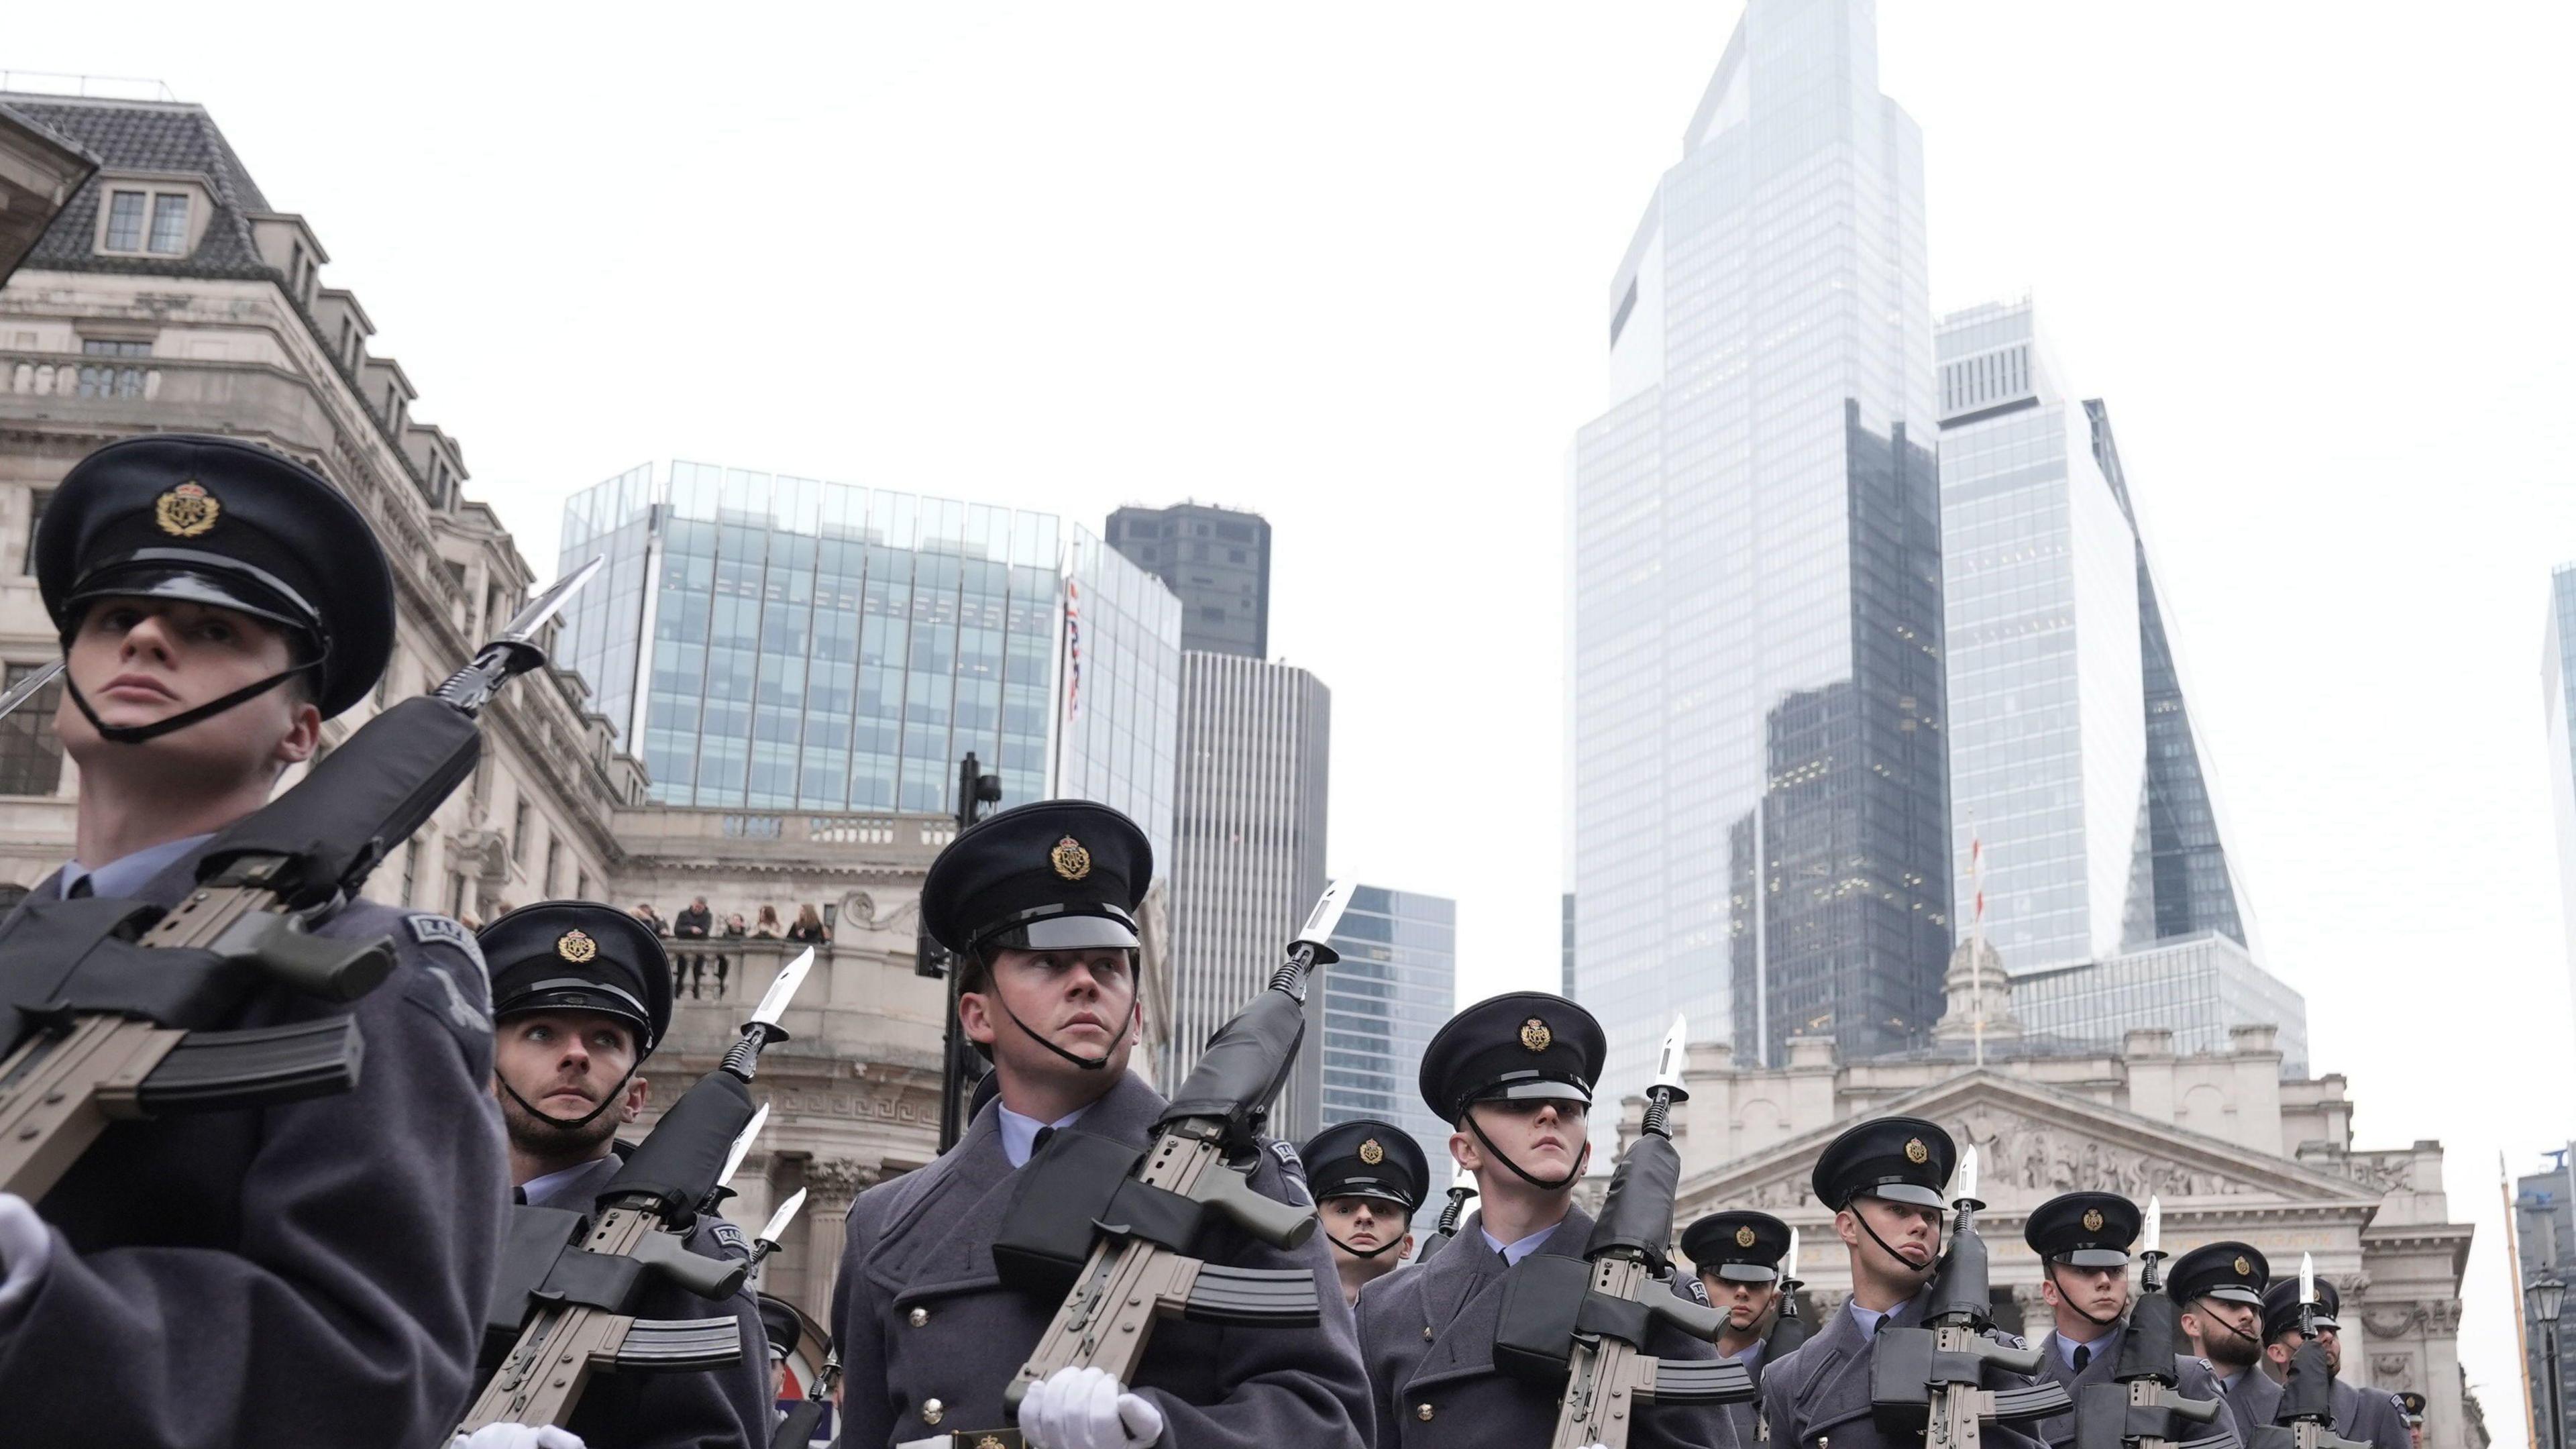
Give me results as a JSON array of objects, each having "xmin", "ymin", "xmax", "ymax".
[
  {"xmin": 2007, "ymin": 932, "xmax": 2307, "ymax": 1076},
  {"xmin": 1318, "ymin": 885, "xmax": 1457, "ymax": 1183},
  {"xmin": 1570, "ymin": 0, "xmax": 1949, "ymax": 1095},
  {"xmin": 2545, "ymin": 564, "xmax": 2576, "ymax": 1044},
  {"xmin": 557, "ymin": 462, "xmax": 1181, "ymax": 859}
]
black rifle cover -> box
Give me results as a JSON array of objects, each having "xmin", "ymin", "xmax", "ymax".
[
  {"xmin": 195, "ymin": 696, "xmax": 482, "ymax": 909},
  {"xmin": 1155, "ymin": 988, "xmax": 1303, "ymax": 1142},
  {"xmin": 1764, "ymin": 1298, "xmax": 1814, "ymax": 1361},
  {"xmin": 604, "ymin": 1068, "xmax": 754, "ymax": 1222},
  {"xmin": 0, "ymin": 897, "xmax": 251, "ymax": 1045},
  {"xmin": 773, "ymin": 1398, "xmax": 827, "ymax": 1448},
  {"xmin": 483, "ymin": 1203, "xmax": 590, "ymax": 1348},
  {"xmin": 992, "ymin": 1127, "xmax": 1225, "ymax": 1294},
  {"xmin": 2117, "ymin": 1288, "xmax": 2183, "ymax": 1382},
  {"xmin": 1584, "ymin": 1132, "xmax": 1681, "ymax": 1271},
  {"xmin": 1928, "ymin": 1214, "xmax": 1994, "ymax": 1324},
  {"xmin": 1492, "ymin": 1252, "xmax": 1593, "ymax": 1383}
]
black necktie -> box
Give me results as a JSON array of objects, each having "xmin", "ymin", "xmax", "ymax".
[
  {"xmin": 65, "ymin": 875, "xmax": 93, "ymax": 900},
  {"xmin": 512, "ymin": 1186, "xmax": 528, "ymax": 1206},
  {"xmin": 1030, "ymin": 1126, "xmax": 1056, "ymax": 1159},
  {"xmin": 2073, "ymin": 1344, "xmax": 2092, "ymax": 1372}
]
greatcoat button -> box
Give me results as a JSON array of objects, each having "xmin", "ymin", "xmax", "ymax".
[
  {"xmin": 908, "ymin": 1307, "xmax": 930, "ymax": 1328},
  {"xmin": 1416, "ymin": 1403, "xmax": 1436, "ymax": 1421},
  {"xmin": 1421, "ymin": 1325, "xmax": 1434, "ymax": 1340},
  {"xmin": 922, "ymin": 1398, "xmax": 945, "ymax": 1425}
]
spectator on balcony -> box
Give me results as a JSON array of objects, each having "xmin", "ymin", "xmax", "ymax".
[
  {"xmin": 723, "ymin": 912, "xmax": 748, "ymax": 938},
  {"xmin": 633, "ymin": 902, "xmax": 668, "ymax": 938},
  {"xmin": 752, "ymin": 904, "xmax": 783, "ymax": 939},
  {"xmin": 786, "ymin": 902, "xmax": 830, "ymax": 945},
  {"xmin": 674, "ymin": 896, "xmax": 713, "ymax": 1000}
]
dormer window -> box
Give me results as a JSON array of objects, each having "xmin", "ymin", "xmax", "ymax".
[{"xmin": 93, "ymin": 176, "xmax": 211, "ymax": 260}]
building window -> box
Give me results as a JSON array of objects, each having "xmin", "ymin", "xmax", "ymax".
[
  {"xmin": 511, "ymin": 799, "xmax": 531, "ymax": 863},
  {"xmin": 22, "ymin": 489, "xmax": 51, "ymax": 575},
  {"xmin": 0, "ymin": 663, "xmax": 66, "ymax": 796},
  {"xmin": 401, "ymin": 840, "xmax": 419, "ymax": 907},
  {"xmin": 543, "ymin": 839, "xmax": 562, "ymax": 897},
  {"xmin": 146, "ymin": 195, "xmax": 191, "ymax": 255},
  {"xmin": 103, "ymin": 191, "xmax": 146, "ymax": 252},
  {"xmin": 448, "ymin": 872, "xmax": 468, "ymax": 921},
  {"xmin": 76, "ymin": 338, "xmax": 150, "ymax": 400}
]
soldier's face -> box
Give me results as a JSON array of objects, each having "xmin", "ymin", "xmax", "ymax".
[
  {"xmin": 1320, "ymin": 1196, "xmax": 1414, "ymax": 1263},
  {"xmin": 1700, "ymin": 1275, "xmax": 1779, "ymax": 1334},
  {"xmin": 2182, "ymin": 1297, "xmax": 2263, "ymax": 1369},
  {"xmin": 2265, "ymin": 1324, "xmax": 2341, "ymax": 1377},
  {"xmin": 1839, "ymin": 1195, "xmax": 1942, "ymax": 1279},
  {"xmin": 964, "ymin": 947, "xmax": 1140, "ymax": 1074},
  {"xmin": 2043, "ymin": 1263, "xmax": 2130, "ymax": 1326},
  {"xmin": 1455, "ymin": 1096, "xmax": 1589, "ymax": 1183},
  {"xmin": 492, "ymin": 1010, "xmax": 650, "ymax": 1149},
  {"xmin": 60, "ymin": 596, "xmax": 320, "ymax": 777}
]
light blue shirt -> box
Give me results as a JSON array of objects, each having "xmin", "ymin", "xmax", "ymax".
[
  {"xmin": 519, "ymin": 1161, "xmax": 600, "ymax": 1206},
  {"xmin": 998, "ymin": 1102, "xmax": 1092, "ymax": 1169},
  {"xmin": 60, "ymin": 833, "xmax": 215, "ymax": 901},
  {"xmin": 1846, "ymin": 1299, "xmax": 1907, "ymax": 1338},
  {"xmin": 2057, "ymin": 1326, "xmax": 2114, "ymax": 1370},
  {"xmin": 1479, "ymin": 1223, "xmax": 1560, "ymax": 1267}
]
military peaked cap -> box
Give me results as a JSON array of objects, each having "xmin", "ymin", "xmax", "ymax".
[
  {"xmin": 2260, "ymin": 1275, "xmax": 2341, "ymax": 1342},
  {"xmin": 921, "ymin": 799, "xmax": 1152, "ymax": 957},
  {"xmin": 2167, "ymin": 1240, "xmax": 2269, "ymax": 1308},
  {"xmin": 2025, "ymin": 1191, "xmax": 2141, "ymax": 1269},
  {"xmin": 1417, "ymin": 991, "xmax": 1605, "ymax": 1122},
  {"xmin": 37, "ymin": 434, "xmax": 395, "ymax": 717},
  {"xmin": 2396, "ymin": 1392, "xmax": 2426, "ymax": 1423},
  {"xmin": 1301, "ymin": 1119, "xmax": 1428, "ymax": 1212},
  {"xmin": 1812, "ymin": 1115, "xmax": 1955, "ymax": 1210},
  {"xmin": 480, "ymin": 901, "xmax": 674, "ymax": 1057},
  {"xmin": 757, "ymin": 1294, "xmax": 803, "ymax": 1358},
  {"xmin": 1682, "ymin": 1210, "xmax": 1792, "ymax": 1283}
]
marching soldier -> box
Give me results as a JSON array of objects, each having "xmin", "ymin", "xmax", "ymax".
[
  {"xmin": 2237, "ymin": 1279, "xmax": 2410, "ymax": 1449},
  {"xmin": 2019, "ymin": 1191, "xmax": 2233, "ymax": 1447},
  {"xmin": 0, "ymin": 435, "xmax": 505, "ymax": 1447},
  {"xmin": 2395, "ymin": 1391, "xmax": 2425, "ymax": 1449},
  {"xmin": 1679, "ymin": 1209, "xmax": 1791, "ymax": 1447},
  {"xmin": 1756, "ymin": 1116, "xmax": 2047, "ymax": 1449},
  {"xmin": 478, "ymin": 901, "xmax": 772, "ymax": 1449},
  {"xmin": 829, "ymin": 800, "xmax": 1371, "ymax": 1449},
  {"xmin": 1350, "ymin": 991, "xmax": 1734, "ymax": 1449},
  {"xmin": 1304, "ymin": 1118, "xmax": 1428, "ymax": 1306},
  {"xmin": 759, "ymin": 1295, "xmax": 804, "ymax": 1430},
  {"xmin": 2167, "ymin": 1240, "xmax": 2270, "ymax": 1442}
]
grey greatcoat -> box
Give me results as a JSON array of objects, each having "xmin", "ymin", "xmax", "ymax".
[
  {"xmin": 1352, "ymin": 1206, "xmax": 1737, "ymax": 1449},
  {"xmin": 831, "ymin": 1070, "xmax": 1372, "ymax": 1449},
  {"xmin": 1756, "ymin": 1288, "xmax": 2049, "ymax": 1449},
  {"xmin": 0, "ymin": 854, "xmax": 508, "ymax": 1449},
  {"xmin": 2027, "ymin": 1327, "xmax": 2237, "ymax": 1448},
  {"xmin": 518, "ymin": 1150, "xmax": 773, "ymax": 1449},
  {"xmin": 2224, "ymin": 1366, "xmax": 2410, "ymax": 1449}
]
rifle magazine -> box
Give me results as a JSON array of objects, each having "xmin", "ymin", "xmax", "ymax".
[{"xmin": 1181, "ymin": 1262, "xmax": 1321, "ymax": 1327}]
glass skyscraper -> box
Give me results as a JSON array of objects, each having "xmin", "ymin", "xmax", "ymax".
[
  {"xmin": 1318, "ymin": 885, "xmax": 1456, "ymax": 1183},
  {"xmin": 2544, "ymin": 564, "xmax": 2576, "ymax": 1040},
  {"xmin": 1571, "ymin": 0, "xmax": 1949, "ymax": 1095},
  {"xmin": 557, "ymin": 462, "xmax": 1181, "ymax": 859},
  {"xmin": 2007, "ymin": 932, "xmax": 2306, "ymax": 1076}
]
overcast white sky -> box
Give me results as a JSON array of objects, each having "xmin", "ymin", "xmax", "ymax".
[{"xmin": 13, "ymin": 2, "xmax": 2573, "ymax": 1428}]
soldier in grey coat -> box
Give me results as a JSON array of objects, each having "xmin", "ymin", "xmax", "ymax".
[
  {"xmin": 478, "ymin": 902, "xmax": 772, "ymax": 1449},
  {"xmin": 1756, "ymin": 1117, "xmax": 2047, "ymax": 1449},
  {"xmin": 1678, "ymin": 1210, "xmax": 1791, "ymax": 1449},
  {"xmin": 2018, "ymin": 1192, "xmax": 2235, "ymax": 1448},
  {"xmin": 1352, "ymin": 991, "xmax": 1733, "ymax": 1449},
  {"xmin": 2234, "ymin": 1279, "xmax": 2411, "ymax": 1449},
  {"xmin": 0, "ymin": 435, "xmax": 506, "ymax": 1448},
  {"xmin": 831, "ymin": 800, "xmax": 1371, "ymax": 1449},
  {"xmin": 2168, "ymin": 1240, "xmax": 2271, "ymax": 1444}
]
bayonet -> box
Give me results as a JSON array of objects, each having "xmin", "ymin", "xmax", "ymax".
[
  {"xmin": 498, "ymin": 556, "xmax": 602, "ymax": 645},
  {"xmin": 2073, "ymin": 1193, "xmax": 2226, "ymax": 1449},
  {"xmin": 0, "ymin": 659, "xmax": 63, "ymax": 724},
  {"xmin": 1292, "ymin": 879, "xmax": 1356, "ymax": 955},
  {"xmin": 721, "ymin": 948, "xmax": 815, "ymax": 1078},
  {"xmin": 752, "ymin": 1187, "xmax": 808, "ymax": 1269},
  {"xmin": 1652, "ymin": 1014, "xmax": 1688, "ymax": 1092},
  {"xmin": 435, "ymin": 555, "xmax": 604, "ymax": 714},
  {"xmin": 716, "ymin": 1104, "xmax": 771, "ymax": 1195}
]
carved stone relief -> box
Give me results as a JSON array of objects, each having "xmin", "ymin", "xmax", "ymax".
[{"xmin": 1954, "ymin": 1112, "xmax": 2256, "ymax": 1201}]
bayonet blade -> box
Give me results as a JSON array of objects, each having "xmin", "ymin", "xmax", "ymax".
[
  {"xmin": 1653, "ymin": 1014, "xmax": 1688, "ymax": 1092},
  {"xmin": 1956, "ymin": 1142, "xmax": 1980, "ymax": 1203},
  {"xmin": 747, "ymin": 948, "xmax": 817, "ymax": 1030},
  {"xmin": 2143, "ymin": 1195, "xmax": 2161, "ymax": 1256},
  {"xmin": 1784, "ymin": 1226, "xmax": 1800, "ymax": 1283},
  {"xmin": 0, "ymin": 659, "xmax": 64, "ymax": 724},
  {"xmin": 716, "ymin": 1102, "xmax": 770, "ymax": 1191},
  {"xmin": 1292, "ymin": 879, "xmax": 1356, "ymax": 950},
  {"xmin": 2299, "ymin": 1252, "xmax": 2316, "ymax": 1307},
  {"xmin": 496, "ymin": 556, "xmax": 603, "ymax": 646},
  {"xmin": 756, "ymin": 1186, "xmax": 808, "ymax": 1245}
]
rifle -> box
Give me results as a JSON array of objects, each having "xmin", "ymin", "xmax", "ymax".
[
  {"xmin": 1491, "ymin": 1014, "xmax": 1752, "ymax": 1449},
  {"xmin": 773, "ymin": 1348, "xmax": 841, "ymax": 1449},
  {"xmin": 1870, "ymin": 1144, "xmax": 2074, "ymax": 1448},
  {"xmin": 2073, "ymin": 1197, "xmax": 2231, "ymax": 1449},
  {"xmin": 0, "ymin": 558, "xmax": 602, "ymax": 1201},
  {"xmin": 2248, "ymin": 1256, "xmax": 2369, "ymax": 1449},
  {"xmin": 1412, "ymin": 1175, "xmax": 1478, "ymax": 1265},
  {"xmin": 460, "ymin": 946, "xmax": 817, "ymax": 1431},
  {"xmin": 1765, "ymin": 1226, "xmax": 1812, "ymax": 1360},
  {"xmin": 988, "ymin": 880, "xmax": 1358, "ymax": 1434}
]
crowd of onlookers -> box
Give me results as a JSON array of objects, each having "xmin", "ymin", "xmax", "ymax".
[{"xmin": 629, "ymin": 897, "xmax": 833, "ymax": 999}]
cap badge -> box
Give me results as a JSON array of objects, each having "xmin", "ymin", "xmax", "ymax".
[
  {"xmin": 1520, "ymin": 1016, "xmax": 1552, "ymax": 1052},
  {"xmin": 1359, "ymin": 1138, "xmax": 1385, "ymax": 1165},
  {"xmin": 2082, "ymin": 1208, "xmax": 2105, "ymax": 1233},
  {"xmin": 557, "ymin": 929, "xmax": 598, "ymax": 963},
  {"xmin": 1735, "ymin": 1225, "xmax": 1758, "ymax": 1248},
  {"xmin": 154, "ymin": 480, "xmax": 221, "ymax": 538},
  {"xmin": 2234, "ymin": 1254, "xmax": 2253, "ymax": 1276},
  {"xmin": 1904, "ymin": 1137, "xmax": 1929, "ymax": 1165},
  {"xmin": 1051, "ymin": 835, "xmax": 1093, "ymax": 881}
]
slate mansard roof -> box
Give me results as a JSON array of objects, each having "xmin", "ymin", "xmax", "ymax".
[{"xmin": 0, "ymin": 93, "xmax": 278, "ymax": 281}]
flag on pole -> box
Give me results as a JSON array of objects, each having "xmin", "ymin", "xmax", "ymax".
[{"xmin": 1063, "ymin": 576, "xmax": 1083, "ymax": 720}]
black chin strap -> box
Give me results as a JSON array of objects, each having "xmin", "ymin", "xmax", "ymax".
[
  {"xmin": 1328, "ymin": 1231, "xmax": 1409, "ymax": 1260},
  {"xmin": 995, "ymin": 991, "xmax": 1134, "ymax": 1072},
  {"xmin": 2194, "ymin": 1300, "xmax": 2265, "ymax": 1350},
  {"xmin": 1850, "ymin": 1202, "xmax": 1941, "ymax": 1279},
  {"xmin": 501, "ymin": 1061, "xmax": 642, "ymax": 1132},
  {"xmin": 2045, "ymin": 1262, "xmax": 2126, "ymax": 1328},
  {"xmin": 1464, "ymin": 1106, "xmax": 1593, "ymax": 1191},
  {"xmin": 65, "ymin": 657, "xmax": 319, "ymax": 745}
]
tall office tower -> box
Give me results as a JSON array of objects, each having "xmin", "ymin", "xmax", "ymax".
[
  {"xmin": 557, "ymin": 462, "xmax": 1183, "ymax": 861},
  {"xmin": 1570, "ymin": 0, "xmax": 1949, "ymax": 1094},
  {"xmin": 1159, "ymin": 653, "xmax": 1332, "ymax": 1134},
  {"xmin": 2518, "ymin": 1157, "xmax": 2576, "ymax": 1449},
  {"xmin": 1317, "ymin": 885, "xmax": 1457, "ymax": 1177},
  {"xmin": 1106, "ymin": 502, "xmax": 1271, "ymax": 657},
  {"xmin": 2546, "ymin": 565, "xmax": 2576, "ymax": 1040},
  {"xmin": 1941, "ymin": 299, "xmax": 2261, "ymax": 972}
]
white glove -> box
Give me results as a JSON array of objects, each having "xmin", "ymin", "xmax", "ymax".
[
  {"xmin": 0, "ymin": 1193, "xmax": 52, "ymax": 1316},
  {"xmin": 1018, "ymin": 1364, "xmax": 1165, "ymax": 1449},
  {"xmin": 448, "ymin": 1427, "xmax": 585, "ymax": 1449}
]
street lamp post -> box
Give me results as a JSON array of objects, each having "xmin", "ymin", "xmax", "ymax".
[{"xmin": 2534, "ymin": 1272, "xmax": 2569, "ymax": 1449}]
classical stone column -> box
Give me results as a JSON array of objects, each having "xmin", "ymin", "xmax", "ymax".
[{"xmin": 800, "ymin": 1157, "xmax": 877, "ymax": 1328}]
